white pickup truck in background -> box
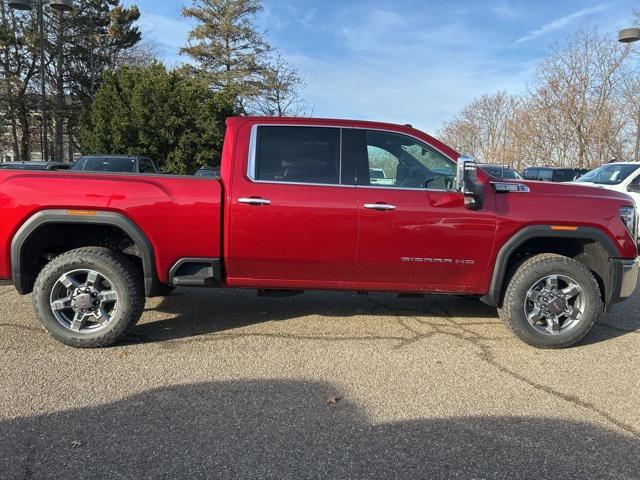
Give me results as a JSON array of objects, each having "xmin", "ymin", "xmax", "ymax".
[{"xmin": 575, "ymin": 162, "xmax": 640, "ymax": 241}]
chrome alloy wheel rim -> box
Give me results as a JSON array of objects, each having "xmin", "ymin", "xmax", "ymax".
[
  {"xmin": 49, "ymin": 269, "xmax": 119, "ymax": 333},
  {"xmin": 524, "ymin": 275, "xmax": 585, "ymax": 336}
]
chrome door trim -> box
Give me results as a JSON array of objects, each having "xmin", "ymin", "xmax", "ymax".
[
  {"xmin": 245, "ymin": 123, "xmax": 457, "ymax": 192},
  {"xmin": 364, "ymin": 203, "xmax": 397, "ymax": 211},
  {"xmin": 238, "ymin": 198, "xmax": 271, "ymax": 205}
]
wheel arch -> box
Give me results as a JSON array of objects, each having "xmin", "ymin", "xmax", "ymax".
[
  {"xmin": 10, "ymin": 209, "xmax": 158, "ymax": 297},
  {"xmin": 481, "ymin": 225, "xmax": 620, "ymax": 307}
]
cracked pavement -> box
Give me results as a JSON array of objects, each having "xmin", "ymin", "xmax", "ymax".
[{"xmin": 0, "ymin": 284, "xmax": 639, "ymax": 479}]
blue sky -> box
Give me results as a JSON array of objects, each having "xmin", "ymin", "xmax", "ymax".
[{"xmin": 123, "ymin": 0, "xmax": 638, "ymax": 133}]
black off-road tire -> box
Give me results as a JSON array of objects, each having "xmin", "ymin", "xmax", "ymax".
[
  {"xmin": 497, "ymin": 253, "xmax": 602, "ymax": 349},
  {"xmin": 33, "ymin": 247, "xmax": 145, "ymax": 348}
]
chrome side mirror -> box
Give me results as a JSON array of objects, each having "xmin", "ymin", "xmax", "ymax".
[{"xmin": 456, "ymin": 155, "xmax": 484, "ymax": 210}]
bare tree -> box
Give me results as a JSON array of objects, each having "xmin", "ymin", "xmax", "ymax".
[
  {"xmin": 528, "ymin": 28, "xmax": 631, "ymax": 168},
  {"xmin": 114, "ymin": 39, "xmax": 160, "ymax": 68},
  {"xmin": 440, "ymin": 27, "xmax": 638, "ymax": 170},
  {"xmin": 249, "ymin": 53, "xmax": 306, "ymax": 116},
  {"xmin": 438, "ymin": 91, "xmax": 520, "ymax": 165}
]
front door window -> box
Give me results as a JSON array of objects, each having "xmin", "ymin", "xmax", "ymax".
[{"xmin": 357, "ymin": 130, "xmax": 456, "ymax": 190}]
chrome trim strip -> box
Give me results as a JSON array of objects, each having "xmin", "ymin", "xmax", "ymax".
[
  {"xmin": 238, "ymin": 197, "xmax": 271, "ymax": 205},
  {"xmin": 339, "ymin": 128, "xmax": 343, "ymax": 185},
  {"xmin": 248, "ymin": 125, "xmax": 258, "ymax": 181},
  {"xmin": 245, "ymin": 123, "xmax": 458, "ymax": 192},
  {"xmin": 491, "ymin": 182, "xmax": 531, "ymax": 193},
  {"xmin": 364, "ymin": 203, "xmax": 396, "ymax": 211},
  {"xmin": 356, "ymin": 185, "xmax": 452, "ymax": 193},
  {"xmin": 246, "ymin": 179, "xmax": 355, "ymax": 189}
]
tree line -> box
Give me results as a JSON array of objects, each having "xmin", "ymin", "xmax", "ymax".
[
  {"xmin": 0, "ymin": 0, "xmax": 145, "ymax": 162},
  {"xmin": 0, "ymin": 0, "xmax": 305, "ymax": 173},
  {"xmin": 439, "ymin": 16, "xmax": 640, "ymax": 171}
]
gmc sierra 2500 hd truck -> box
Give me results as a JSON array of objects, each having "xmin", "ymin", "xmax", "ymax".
[{"xmin": 0, "ymin": 117, "xmax": 638, "ymax": 349}]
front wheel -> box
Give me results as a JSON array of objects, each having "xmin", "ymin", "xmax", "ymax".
[
  {"xmin": 33, "ymin": 247, "xmax": 145, "ymax": 348},
  {"xmin": 498, "ymin": 253, "xmax": 603, "ymax": 349}
]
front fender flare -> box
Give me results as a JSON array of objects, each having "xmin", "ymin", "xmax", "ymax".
[{"xmin": 480, "ymin": 225, "xmax": 620, "ymax": 307}]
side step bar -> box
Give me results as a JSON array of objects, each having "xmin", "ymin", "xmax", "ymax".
[{"xmin": 169, "ymin": 258, "xmax": 221, "ymax": 287}]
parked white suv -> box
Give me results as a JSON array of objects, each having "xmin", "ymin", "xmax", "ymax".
[{"xmin": 575, "ymin": 162, "xmax": 640, "ymax": 239}]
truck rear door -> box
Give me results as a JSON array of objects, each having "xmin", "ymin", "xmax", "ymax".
[{"xmin": 225, "ymin": 123, "xmax": 357, "ymax": 288}]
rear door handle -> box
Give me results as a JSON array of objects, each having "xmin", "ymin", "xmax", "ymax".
[
  {"xmin": 238, "ymin": 197, "xmax": 271, "ymax": 206},
  {"xmin": 364, "ymin": 203, "xmax": 396, "ymax": 211}
]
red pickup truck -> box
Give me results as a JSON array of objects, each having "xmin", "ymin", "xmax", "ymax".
[{"xmin": 0, "ymin": 117, "xmax": 638, "ymax": 349}]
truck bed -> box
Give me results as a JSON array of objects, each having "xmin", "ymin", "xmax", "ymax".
[{"xmin": 0, "ymin": 171, "xmax": 222, "ymax": 284}]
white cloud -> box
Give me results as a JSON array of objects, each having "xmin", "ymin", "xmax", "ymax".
[
  {"xmin": 514, "ymin": 4, "xmax": 611, "ymax": 45},
  {"xmin": 301, "ymin": 9, "xmax": 317, "ymax": 30},
  {"xmin": 136, "ymin": 11, "xmax": 192, "ymax": 65},
  {"xmin": 288, "ymin": 52, "xmax": 535, "ymax": 135},
  {"xmin": 280, "ymin": 5, "xmax": 536, "ymax": 134},
  {"xmin": 492, "ymin": 1, "xmax": 520, "ymax": 20}
]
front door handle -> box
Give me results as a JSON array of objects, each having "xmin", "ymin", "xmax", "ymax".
[
  {"xmin": 238, "ymin": 197, "xmax": 271, "ymax": 206},
  {"xmin": 364, "ymin": 203, "xmax": 396, "ymax": 211}
]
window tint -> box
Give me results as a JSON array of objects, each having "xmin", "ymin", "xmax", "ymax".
[
  {"xmin": 552, "ymin": 170, "xmax": 575, "ymax": 182},
  {"xmin": 576, "ymin": 164, "xmax": 640, "ymax": 185},
  {"xmin": 480, "ymin": 166, "xmax": 522, "ymax": 180},
  {"xmin": 358, "ymin": 130, "xmax": 456, "ymax": 190},
  {"xmin": 139, "ymin": 158, "xmax": 155, "ymax": 173},
  {"xmin": 254, "ymin": 126, "xmax": 341, "ymax": 185},
  {"xmin": 522, "ymin": 168, "xmax": 537, "ymax": 180},
  {"xmin": 71, "ymin": 158, "xmax": 87, "ymax": 170},
  {"xmin": 72, "ymin": 157, "xmax": 136, "ymax": 172},
  {"xmin": 537, "ymin": 169, "xmax": 553, "ymax": 181}
]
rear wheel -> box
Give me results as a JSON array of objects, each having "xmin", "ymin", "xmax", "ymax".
[
  {"xmin": 33, "ymin": 247, "xmax": 145, "ymax": 348},
  {"xmin": 498, "ymin": 253, "xmax": 602, "ymax": 349}
]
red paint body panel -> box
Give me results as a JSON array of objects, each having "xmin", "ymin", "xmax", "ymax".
[
  {"xmin": 0, "ymin": 116, "xmax": 637, "ymax": 299},
  {"xmin": 0, "ymin": 172, "xmax": 222, "ymax": 283},
  {"xmin": 354, "ymin": 187, "xmax": 497, "ymax": 292}
]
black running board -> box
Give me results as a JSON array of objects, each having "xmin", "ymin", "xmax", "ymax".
[{"xmin": 168, "ymin": 258, "xmax": 221, "ymax": 287}]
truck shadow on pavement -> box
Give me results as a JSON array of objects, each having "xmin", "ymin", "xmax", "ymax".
[
  {"xmin": 127, "ymin": 289, "xmax": 501, "ymax": 345},
  {"xmin": 125, "ymin": 288, "xmax": 640, "ymax": 347},
  {"xmin": 1, "ymin": 379, "xmax": 638, "ymax": 480}
]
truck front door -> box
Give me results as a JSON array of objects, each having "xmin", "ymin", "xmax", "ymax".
[
  {"xmin": 226, "ymin": 124, "xmax": 357, "ymax": 288},
  {"xmin": 351, "ymin": 129, "xmax": 496, "ymax": 292}
]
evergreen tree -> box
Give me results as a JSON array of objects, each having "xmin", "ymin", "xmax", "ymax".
[
  {"xmin": 180, "ymin": 0, "xmax": 269, "ymax": 107},
  {"xmin": 80, "ymin": 63, "xmax": 235, "ymax": 174}
]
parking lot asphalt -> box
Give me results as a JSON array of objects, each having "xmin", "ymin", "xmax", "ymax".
[{"xmin": 0, "ymin": 284, "xmax": 639, "ymax": 479}]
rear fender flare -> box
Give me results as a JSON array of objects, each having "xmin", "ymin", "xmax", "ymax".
[{"xmin": 10, "ymin": 209, "xmax": 158, "ymax": 296}]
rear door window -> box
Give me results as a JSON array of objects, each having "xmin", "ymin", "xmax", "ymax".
[
  {"xmin": 78, "ymin": 157, "xmax": 137, "ymax": 172},
  {"xmin": 139, "ymin": 158, "xmax": 156, "ymax": 173},
  {"xmin": 552, "ymin": 170, "xmax": 575, "ymax": 182},
  {"xmin": 253, "ymin": 126, "xmax": 343, "ymax": 185},
  {"xmin": 537, "ymin": 169, "xmax": 553, "ymax": 181}
]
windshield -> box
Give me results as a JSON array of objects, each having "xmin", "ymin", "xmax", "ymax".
[
  {"xmin": 480, "ymin": 166, "xmax": 522, "ymax": 180},
  {"xmin": 72, "ymin": 157, "xmax": 136, "ymax": 173},
  {"xmin": 575, "ymin": 164, "xmax": 640, "ymax": 185}
]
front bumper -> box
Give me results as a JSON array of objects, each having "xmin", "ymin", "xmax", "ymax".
[
  {"xmin": 608, "ymin": 258, "xmax": 639, "ymax": 306},
  {"xmin": 0, "ymin": 279, "xmax": 12, "ymax": 286}
]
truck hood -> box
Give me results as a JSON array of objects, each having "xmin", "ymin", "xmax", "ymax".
[{"xmin": 519, "ymin": 180, "xmax": 633, "ymax": 203}]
